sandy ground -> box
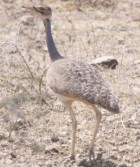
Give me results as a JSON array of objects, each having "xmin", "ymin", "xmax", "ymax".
[{"xmin": 0, "ymin": 0, "xmax": 140, "ymax": 166}]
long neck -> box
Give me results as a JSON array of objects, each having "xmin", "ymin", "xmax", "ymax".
[{"xmin": 43, "ymin": 19, "xmax": 63, "ymax": 62}]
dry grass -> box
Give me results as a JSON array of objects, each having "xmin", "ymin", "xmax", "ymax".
[{"xmin": 0, "ymin": 0, "xmax": 140, "ymax": 166}]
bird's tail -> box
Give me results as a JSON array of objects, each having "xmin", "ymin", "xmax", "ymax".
[{"xmin": 104, "ymin": 93, "xmax": 120, "ymax": 114}]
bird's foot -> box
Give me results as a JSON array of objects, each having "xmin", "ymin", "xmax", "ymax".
[
  {"xmin": 89, "ymin": 149, "xmax": 94, "ymax": 162},
  {"xmin": 70, "ymin": 154, "xmax": 75, "ymax": 161}
]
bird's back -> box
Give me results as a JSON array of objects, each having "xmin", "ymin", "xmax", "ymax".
[{"xmin": 47, "ymin": 59, "xmax": 119, "ymax": 113}]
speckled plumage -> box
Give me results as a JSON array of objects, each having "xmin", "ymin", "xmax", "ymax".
[{"xmin": 47, "ymin": 59, "xmax": 119, "ymax": 113}]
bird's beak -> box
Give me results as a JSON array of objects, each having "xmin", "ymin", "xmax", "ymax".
[
  {"xmin": 22, "ymin": 6, "xmax": 43, "ymax": 14},
  {"xmin": 22, "ymin": 5, "xmax": 33, "ymax": 10}
]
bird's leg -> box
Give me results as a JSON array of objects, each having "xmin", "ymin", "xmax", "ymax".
[
  {"xmin": 63, "ymin": 101, "xmax": 77, "ymax": 160},
  {"xmin": 89, "ymin": 105, "xmax": 102, "ymax": 162}
]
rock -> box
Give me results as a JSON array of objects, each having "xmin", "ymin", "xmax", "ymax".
[
  {"xmin": 90, "ymin": 56, "xmax": 118, "ymax": 69},
  {"xmin": 10, "ymin": 152, "xmax": 17, "ymax": 158},
  {"xmin": 45, "ymin": 147, "xmax": 59, "ymax": 154}
]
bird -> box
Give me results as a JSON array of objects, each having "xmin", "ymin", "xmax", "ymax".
[{"xmin": 23, "ymin": 5, "xmax": 120, "ymax": 161}]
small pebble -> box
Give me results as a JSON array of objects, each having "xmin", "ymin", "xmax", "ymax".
[{"xmin": 10, "ymin": 152, "xmax": 16, "ymax": 158}]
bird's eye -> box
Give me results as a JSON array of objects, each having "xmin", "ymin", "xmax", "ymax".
[
  {"xmin": 40, "ymin": 7, "xmax": 44, "ymax": 10},
  {"xmin": 46, "ymin": 7, "xmax": 51, "ymax": 12}
]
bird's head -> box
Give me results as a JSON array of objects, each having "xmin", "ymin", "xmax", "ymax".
[{"xmin": 23, "ymin": 5, "xmax": 52, "ymax": 20}]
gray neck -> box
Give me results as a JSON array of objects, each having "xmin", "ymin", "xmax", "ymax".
[{"xmin": 43, "ymin": 19, "xmax": 63, "ymax": 62}]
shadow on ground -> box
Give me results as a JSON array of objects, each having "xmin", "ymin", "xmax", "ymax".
[{"xmin": 78, "ymin": 153, "xmax": 128, "ymax": 167}]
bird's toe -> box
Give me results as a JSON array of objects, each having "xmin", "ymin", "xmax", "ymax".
[{"xmin": 89, "ymin": 149, "xmax": 94, "ymax": 162}]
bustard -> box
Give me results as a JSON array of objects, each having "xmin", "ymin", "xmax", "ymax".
[{"xmin": 23, "ymin": 5, "xmax": 120, "ymax": 161}]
